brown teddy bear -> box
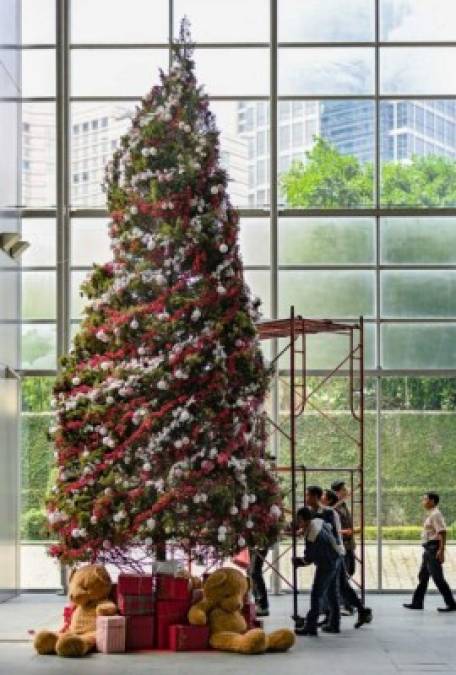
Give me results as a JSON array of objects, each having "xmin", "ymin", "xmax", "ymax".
[
  {"xmin": 188, "ymin": 567, "xmax": 295, "ymax": 654},
  {"xmin": 34, "ymin": 564, "xmax": 117, "ymax": 657}
]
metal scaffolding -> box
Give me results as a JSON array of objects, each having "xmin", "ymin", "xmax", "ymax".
[{"xmin": 256, "ymin": 306, "xmax": 365, "ymax": 624}]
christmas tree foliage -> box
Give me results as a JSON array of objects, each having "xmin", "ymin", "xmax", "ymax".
[{"xmin": 47, "ymin": 22, "xmax": 283, "ymax": 565}]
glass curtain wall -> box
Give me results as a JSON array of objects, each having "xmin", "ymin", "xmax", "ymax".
[{"xmin": 9, "ymin": 0, "xmax": 456, "ymax": 590}]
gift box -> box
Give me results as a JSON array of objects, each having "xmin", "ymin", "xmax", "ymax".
[
  {"xmin": 117, "ymin": 573, "xmax": 154, "ymax": 595},
  {"xmin": 96, "ymin": 615, "xmax": 126, "ymax": 654},
  {"xmin": 191, "ymin": 588, "xmax": 204, "ymax": 604},
  {"xmin": 155, "ymin": 599, "xmax": 191, "ymax": 650},
  {"xmin": 126, "ymin": 615, "xmax": 154, "ymax": 651},
  {"xmin": 169, "ymin": 624, "xmax": 210, "ymax": 651},
  {"xmin": 117, "ymin": 574, "xmax": 155, "ymax": 616},
  {"xmin": 156, "ymin": 575, "xmax": 190, "ymax": 601},
  {"xmin": 118, "ymin": 593, "xmax": 155, "ymax": 616},
  {"xmin": 60, "ymin": 603, "xmax": 76, "ymax": 632},
  {"xmin": 152, "ymin": 560, "xmax": 184, "ymax": 576}
]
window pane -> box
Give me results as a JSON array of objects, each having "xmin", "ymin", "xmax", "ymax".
[
  {"xmin": 279, "ymin": 217, "xmax": 375, "ymax": 264},
  {"xmin": 279, "ymin": 270, "xmax": 375, "ymax": 319},
  {"xmin": 70, "ymin": 102, "xmax": 137, "ymax": 208},
  {"xmin": 381, "ymin": 376, "xmax": 456, "ymax": 589},
  {"xmin": 71, "ymin": 271, "xmax": 89, "ymax": 320},
  {"xmin": 244, "ymin": 270, "xmax": 270, "ymax": 318},
  {"xmin": 382, "ymin": 271, "xmax": 456, "ymax": 319},
  {"xmin": 22, "ymin": 271, "xmax": 56, "ymax": 320},
  {"xmin": 71, "ymin": 50, "xmax": 168, "ymax": 97},
  {"xmin": 381, "ymin": 0, "xmax": 456, "ymax": 42},
  {"xmin": 0, "ymin": 49, "xmax": 20, "ymax": 97},
  {"xmin": 0, "ymin": 103, "xmax": 20, "ymax": 208},
  {"xmin": 278, "ymin": 101, "xmax": 375, "ymax": 208},
  {"xmin": 0, "ymin": 271, "xmax": 19, "ymax": 321},
  {"xmin": 382, "ymin": 324, "xmax": 456, "ymax": 369},
  {"xmin": 381, "ymin": 48, "xmax": 456, "ymax": 96},
  {"xmin": 280, "ymin": 325, "xmax": 375, "ymax": 370},
  {"xmin": 174, "ymin": 0, "xmax": 269, "ymax": 42},
  {"xmin": 194, "ymin": 49, "xmax": 269, "ymax": 96},
  {"xmin": 211, "ymin": 101, "xmax": 266, "ymax": 207},
  {"xmin": 239, "ymin": 219, "xmax": 270, "ymax": 266},
  {"xmin": 381, "ymin": 218, "xmax": 456, "ymax": 264},
  {"xmin": 71, "ymin": 219, "xmax": 111, "ymax": 267},
  {"xmin": 279, "ymin": 49, "xmax": 374, "ymax": 96},
  {"xmin": 21, "ymin": 49, "xmax": 55, "ymax": 97},
  {"xmin": 21, "ymin": 323, "xmax": 56, "ymax": 370},
  {"xmin": 22, "ymin": 103, "xmax": 56, "ymax": 208},
  {"xmin": 279, "ymin": 0, "xmax": 374, "ymax": 42},
  {"xmin": 21, "ymin": 0, "xmax": 55, "ymax": 44},
  {"xmin": 0, "ymin": 324, "xmax": 19, "ymax": 368},
  {"xmin": 380, "ymin": 101, "xmax": 456, "ymax": 208},
  {"xmin": 71, "ymin": 0, "xmax": 168, "ymax": 43},
  {"xmin": 21, "ymin": 377, "xmax": 55, "ymax": 547},
  {"xmin": 20, "ymin": 219, "xmax": 56, "ymax": 267}
]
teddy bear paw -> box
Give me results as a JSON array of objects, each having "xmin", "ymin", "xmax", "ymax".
[
  {"xmin": 34, "ymin": 630, "xmax": 58, "ymax": 655},
  {"xmin": 56, "ymin": 634, "xmax": 88, "ymax": 658}
]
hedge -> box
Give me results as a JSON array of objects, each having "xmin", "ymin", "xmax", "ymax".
[{"xmin": 21, "ymin": 410, "xmax": 456, "ymax": 540}]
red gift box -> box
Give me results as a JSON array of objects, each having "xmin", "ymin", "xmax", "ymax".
[
  {"xmin": 169, "ymin": 624, "xmax": 210, "ymax": 651},
  {"xmin": 117, "ymin": 573, "xmax": 154, "ymax": 595},
  {"xmin": 242, "ymin": 602, "xmax": 257, "ymax": 628},
  {"xmin": 96, "ymin": 615, "xmax": 126, "ymax": 654},
  {"xmin": 117, "ymin": 574, "xmax": 155, "ymax": 616},
  {"xmin": 60, "ymin": 603, "xmax": 76, "ymax": 633},
  {"xmin": 156, "ymin": 575, "xmax": 190, "ymax": 601},
  {"xmin": 125, "ymin": 615, "xmax": 154, "ymax": 651},
  {"xmin": 118, "ymin": 593, "xmax": 155, "ymax": 616},
  {"xmin": 155, "ymin": 599, "xmax": 191, "ymax": 650}
]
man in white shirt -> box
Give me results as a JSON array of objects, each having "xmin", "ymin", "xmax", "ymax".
[{"xmin": 404, "ymin": 492, "xmax": 456, "ymax": 612}]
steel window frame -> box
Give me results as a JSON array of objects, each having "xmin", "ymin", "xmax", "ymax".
[{"xmin": 12, "ymin": 0, "xmax": 456, "ymax": 592}]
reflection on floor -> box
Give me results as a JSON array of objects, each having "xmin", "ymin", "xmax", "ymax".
[{"xmin": 1, "ymin": 594, "xmax": 456, "ymax": 674}]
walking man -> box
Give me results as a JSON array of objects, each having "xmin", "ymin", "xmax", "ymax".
[
  {"xmin": 323, "ymin": 489, "xmax": 372, "ymax": 629},
  {"xmin": 250, "ymin": 547, "xmax": 270, "ymax": 617},
  {"xmin": 404, "ymin": 492, "xmax": 456, "ymax": 612},
  {"xmin": 331, "ymin": 480, "xmax": 356, "ymax": 578},
  {"xmin": 294, "ymin": 506, "xmax": 343, "ymax": 636}
]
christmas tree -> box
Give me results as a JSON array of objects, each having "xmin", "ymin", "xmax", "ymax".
[{"xmin": 46, "ymin": 20, "xmax": 283, "ymax": 566}]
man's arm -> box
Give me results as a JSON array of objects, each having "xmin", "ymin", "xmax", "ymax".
[{"xmin": 437, "ymin": 530, "xmax": 446, "ymax": 563}]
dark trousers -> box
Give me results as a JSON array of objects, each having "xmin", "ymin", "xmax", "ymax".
[
  {"xmin": 306, "ymin": 559, "xmax": 340, "ymax": 630},
  {"xmin": 251, "ymin": 547, "xmax": 269, "ymax": 609},
  {"xmin": 412, "ymin": 544, "xmax": 456, "ymax": 608},
  {"xmin": 344, "ymin": 549, "xmax": 356, "ymax": 578},
  {"xmin": 339, "ymin": 558, "xmax": 363, "ymax": 611}
]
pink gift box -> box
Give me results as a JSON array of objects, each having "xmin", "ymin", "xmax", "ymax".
[{"xmin": 96, "ymin": 615, "xmax": 126, "ymax": 654}]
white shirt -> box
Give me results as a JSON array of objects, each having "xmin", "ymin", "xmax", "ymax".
[{"xmin": 422, "ymin": 507, "xmax": 446, "ymax": 544}]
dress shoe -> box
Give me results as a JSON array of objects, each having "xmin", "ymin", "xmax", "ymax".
[
  {"xmin": 317, "ymin": 613, "xmax": 329, "ymax": 627},
  {"xmin": 355, "ymin": 607, "xmax": 373, "ymax": 628},
  {"xmin": 437, "ymin": 605, "xmax": 456, "ymax": 612},
  {"xmin": 403, "ymin": 603, "xmax": 423, "ymax": 610},
  {"xmin": 295, "ymin": 625, "xmax": 318, "ymax": 637},
  {"xmin": 322, "ymin": 625, "xmax": 340, "ymax": 634}
]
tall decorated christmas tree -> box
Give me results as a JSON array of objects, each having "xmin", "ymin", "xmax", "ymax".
[{"xmin": 46, "ymin": 21, "xmax": 283, "ymax": 566}]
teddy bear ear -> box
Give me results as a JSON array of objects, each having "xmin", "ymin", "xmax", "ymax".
[
  {"xmin": 205, "ymin": 570, "xmax": 228, "ymax": 590},
  {"xmin": 93, "ymin": 565, "xmax": 111, "ymax": 584}
]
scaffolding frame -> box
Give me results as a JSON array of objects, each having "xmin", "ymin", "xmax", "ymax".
[{"xmin": 256, "ymin": 306, "xmax": 365, "ymax": 623}]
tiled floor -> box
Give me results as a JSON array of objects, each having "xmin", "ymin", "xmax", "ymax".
[{"xmin": 1, "ymin": 593, "xmax": 456, "ymax": 674}]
